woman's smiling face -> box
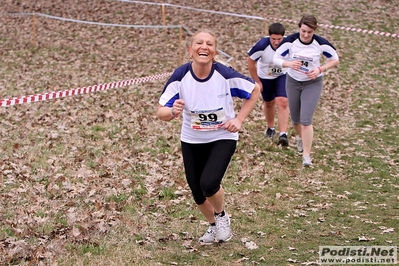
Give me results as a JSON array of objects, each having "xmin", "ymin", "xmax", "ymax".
[{"xmin": 189, "ymin": 32, "xmax": 217, "ymax": 64}]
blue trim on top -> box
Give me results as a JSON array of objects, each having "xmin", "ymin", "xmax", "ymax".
[
  {"xmin": 164, "ymin": 93, "xmax": 179, "ymax": 107},
  {"xmin": 214, "ymin": 62, "xmax": 254, "ymax": 82},
  {"xmin": 161, "ymin": 63, "xmax": 191, "ymax": 94},
  {"xmin": 231, "ymin": 88, "xmax": 251, "ymax": 99},
  {"xmin": 313, "ymin": 34, "xmax": 336, "ymax": 50},
  {"xmin": 279, "ymin": 32, "xmax": 299, "ymax": 47},
  {"xmin": 247, "ymin": 37, "xmax": 271, "ymax": 60}
]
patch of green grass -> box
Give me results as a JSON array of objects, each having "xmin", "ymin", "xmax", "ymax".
[
  {"xmin": 0, "ymin": 226, "xmax": 15, "ymax": 238},
  {"xmin": 35, "ymin": 222, "xmax": 57, "ymax": 236},
  {"xmin": 133, "ymin": 182, "xmax": 147, "ymax": 199},
  {"xmin": 56, "ymin": 217, "xmax": 68, "ymax": 227},
  {"xmin": 91, "ymin": 125, "xmax": 106, "ymax": 132},
  {"xmin": 159, "ymin": 187, "xmax": 178, "ymax": 200},
  {"xmin": 67, "ymin": 243, "xmax": 106, "ymax": 256},
  {"xmin": 108, "ymin": 193, "xmax": 129, "ymax": 203}
]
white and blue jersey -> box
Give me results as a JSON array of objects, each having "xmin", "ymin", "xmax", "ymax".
[
  {"xmin": 247, "ymin": 36, "xmax": 287, "ymax": 80},
  {"xmin": 158, "ymin": 62, "xmax": 256, "ymax": 144},
  {"xmin": 273, "ymin": 33, "xmax": 339, "ymax": 81}
]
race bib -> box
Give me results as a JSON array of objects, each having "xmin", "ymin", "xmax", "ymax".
[
  {"xmin": 267, "ymin": 64, "xmax": 284, "ymax": 77},
  {"xmin": 190, "ymin": 107, "xmax": 226, "ymax": 131},
  {"xmin": 293, "ymin": 54, "xmax": 314, "ymax": 73}
]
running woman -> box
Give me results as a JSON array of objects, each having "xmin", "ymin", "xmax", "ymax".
[
  {"xmin": 273, "ymin": 15, "xmax": 339, "ymax": 166},
  {"xmin": 157, "ymin": 29, "xmax": 260, "ymax": 244},
  {"xmin": 247, "ymin": 22, "xmax": 289, "ymax": 146}
]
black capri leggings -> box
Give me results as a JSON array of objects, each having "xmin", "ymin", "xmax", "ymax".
[{"xmin": 181, "ymin": 140, "xmax": 237, "ymax": 205}]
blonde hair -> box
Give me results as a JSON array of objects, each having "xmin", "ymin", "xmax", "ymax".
[
  {"xmin": 187, "ymin": 29, "xmax": 231, "ymax": 66},
  {"xmin": 189, "ymin": 29, "xmax": 218, "ymax": 49}
]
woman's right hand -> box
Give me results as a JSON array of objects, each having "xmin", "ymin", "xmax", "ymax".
[
  {"xmin": 290, "ymin": 60, "xmax": 302, "ymax": 71},
  {"xmin": 172, "ymin": 99, "xmax": 185, "ymax": 117}
]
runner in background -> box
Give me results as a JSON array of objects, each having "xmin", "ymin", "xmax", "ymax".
[
  {"xmin": 157, "ymin": 29, "xmax": 260, "ymax": 244},
  {"xmin": 247, "ymin": 23, "xmax": 289, "ymax": 146},
  {"xmin": 273, "ymin": 15, "xmax": 339, "ymax": 167}
]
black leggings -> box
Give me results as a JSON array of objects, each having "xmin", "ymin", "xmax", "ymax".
[{"xmin": 181, "ymin": 140, "xmax": 237, "ymax": 205}]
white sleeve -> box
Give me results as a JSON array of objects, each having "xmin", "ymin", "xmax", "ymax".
[
  {"xmin": 322, "ymin": 44, "xmax": 339, "ymax": 61},
  {"xmin": 273, "ymin": 54, "xmax": 285, "ymax": 68},
  {"xmin": 273, "ymin": 44, "xmax": 290, "ymax": 67}
]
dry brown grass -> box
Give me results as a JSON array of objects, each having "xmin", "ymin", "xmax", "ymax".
[{"xmin": 1, "ymin": 0, "xmax": 398, "ymax": 265}]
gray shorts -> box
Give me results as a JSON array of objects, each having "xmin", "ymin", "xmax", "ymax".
[{"xmin": 286, "ymin": 74, "xmax": 323, "ymax": 126}]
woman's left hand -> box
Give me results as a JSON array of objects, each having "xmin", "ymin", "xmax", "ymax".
[
  {"xmin": 307, "ymin": 67, "xmax": 321, "ymax": 80},
  {"xmin": 223, "ymin": 118, "xmax": 242, "ymax": 133}
]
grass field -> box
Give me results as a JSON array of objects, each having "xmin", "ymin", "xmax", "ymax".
[{"xmin": 0, "ymin": 0, "xmax": 398, "ymax": 265}]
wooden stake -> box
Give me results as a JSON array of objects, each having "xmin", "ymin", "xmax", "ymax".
[
  {"xmin": 264, "ymin": 15, "xmax": 268, "ymax": 36},
  {"xmin": 179, "ymin": 23, "xmax": 183, "ymax": 65},
  {"xmin": 162, "ymin": 4, "xmax": 166, "ymax": 28}
]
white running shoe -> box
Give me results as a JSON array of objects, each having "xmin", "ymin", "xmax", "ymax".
[
  {"xmin": 199, "ymin": 225, "xmax": 216, "ymax": 245},
  {"xmin": 215, "ymin": 213, "xmax": 232, "ymax": 243},
  {"xmin": 303, "ymin": 155, "xmax": 312, "ymax": 167},
  {"xmin": 297, "ymin": 136, "xmax": 303, "ymax": 153}
]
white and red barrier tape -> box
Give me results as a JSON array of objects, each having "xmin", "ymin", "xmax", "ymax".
[
  {"xmin": 5, "ymin": 9, "xmax": 398, "ymax": 39},
  {"xmin": 1, "ymin": 72, "xmax": 172, "ymax": 107},
  {"xmin": 121, "ymin": 1, "xmax": 399, "ymax": 39},
  {"xmin": 319, "ymin": 24, "xmax": 398, "ymax": 38},
  {"xmin": 268, "ymin": 17, "xmax": 399, "ymax": 38}
]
